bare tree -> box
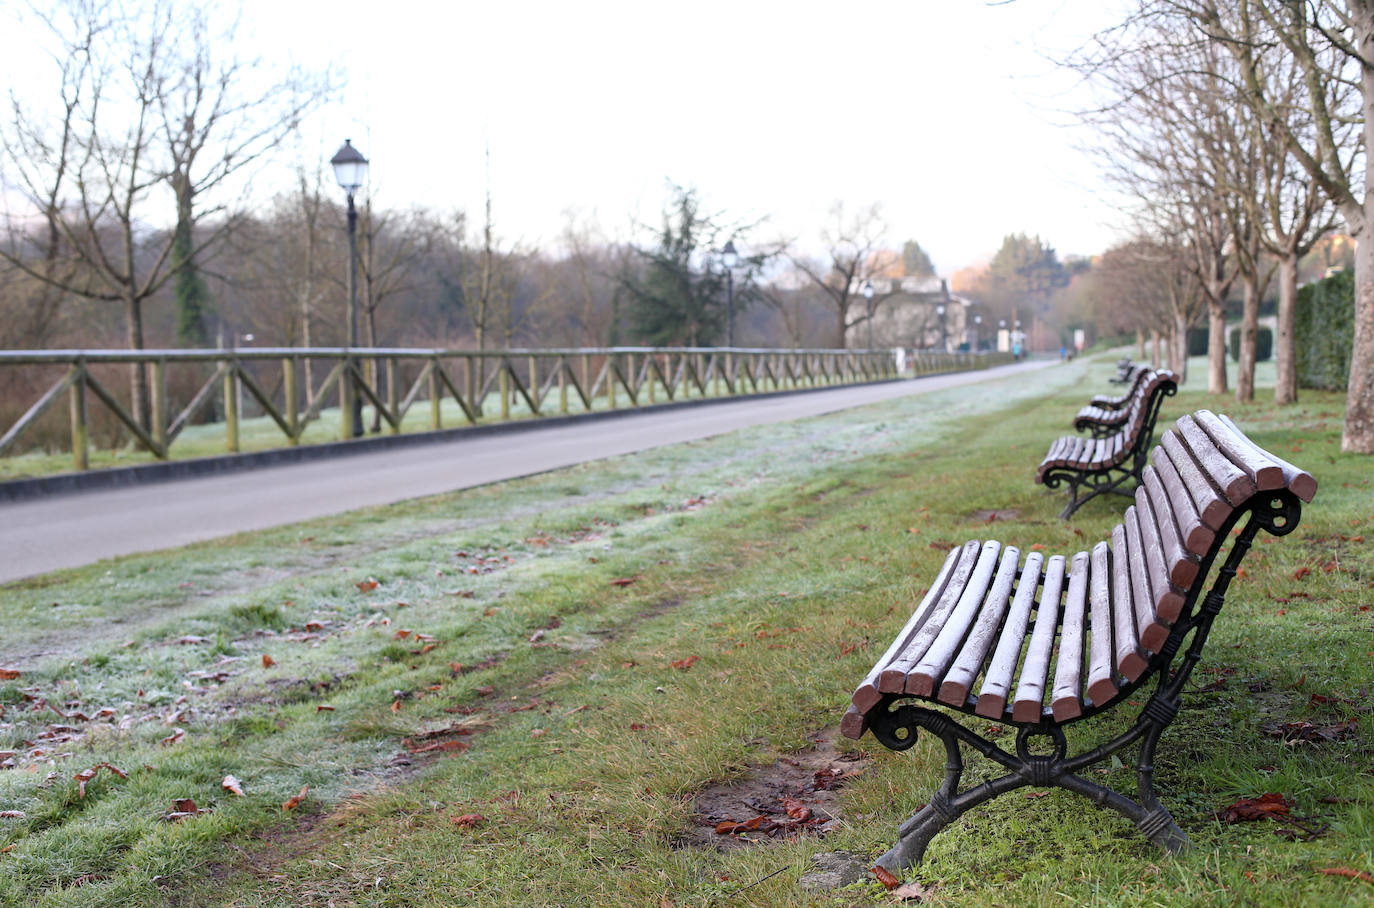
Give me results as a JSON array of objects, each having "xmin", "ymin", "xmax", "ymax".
[{"xmin": 791, "ymin": 202, "xmax": 895, "ymax": 348}]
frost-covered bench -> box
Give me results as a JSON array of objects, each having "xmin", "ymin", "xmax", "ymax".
[{"xmin": 841, "ymin": 411, "xmax": 1316, "ymax": 879}]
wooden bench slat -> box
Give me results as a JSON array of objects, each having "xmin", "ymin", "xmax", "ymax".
[
  {"xmin": 908, "ymin": 541, "xmax": 1004, "ymax": 696},
  {"xmin": 974, "ymin": 551, "xmax": 1044, "ymax": 719},
  {"xmin": 939, "ymin": 545, "xmax": 1021, "ymax": 706},
  {"xmin": 1111, "ymin": 524, "xmax": 1148, "ymax": 681},
  {"xmin": 1149, "ymin": 450, "xmax": 1214, "ymax": 557},
  {"xmin": 1177, "ymin": 415, "xmax": 1256, "ymax": 505},
  {"xmin": 1051, "ymin": 551, "xmax": 1091, "ymax": 721},
  {"xmin": 1135, "ymin": 483, "xmax": 1185, "ymax": 623},
  {"xmin": 839, "ymin": 703, "xmax": 867, "ymax": 740},
  {"xmin": 1142, "ymin": 465, "xmax": 1200, "ymax": 590},
  {"xmin": 1124, "ymin": 506, "xmax": 1169, "ymax": 653},
  {"xmin": 878, "ymin": 540, "xmax": 984, "ymax": 694},
  {"xmin": 1216, "ymin": 413, "xmax": 1317, "ymax": 502},
  {"xmin": 1194, "ymin": 410, "xmax": 1284, "ymax": 491},
  {"xmin": 1086, "ymin": 541, "xmax": 1118, "ymax": 706},
  {"xmin": 850, "ymin": 544, "xmax": 967, "ymax": 713},
  {"xmin": 1011, "ymin": 554, "xmax": 1067, "ymax": 723},
  {"xmin": 1159, "ymin": 431, "xmax": 1232, "ymax": 531}
]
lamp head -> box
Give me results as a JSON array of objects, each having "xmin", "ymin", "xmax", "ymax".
[{"xmin": 330, "ymin": 139, "xmax": 369, "ymax": 193}]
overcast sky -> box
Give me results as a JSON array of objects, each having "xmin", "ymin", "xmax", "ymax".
[{"xmin": 6, "ymin": 1, "xmax": 1133, "ymax": 275}]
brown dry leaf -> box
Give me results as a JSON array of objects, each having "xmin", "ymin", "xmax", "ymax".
[
  {"xmin": 304, "ymin": 620, "xmax": 325, "ymax": 631},
  {"xmin": 891, "ymin": 880, "xmax": 932, "ymax": 901},
  {"xmin": 261, "ymin": 654, "xmax": 275, "ymax": 668},
  {"xmin": 72, "ymin": 762, "xmax": 126, "ymax": 798},
  {"xmin": 608, "ymin": 576, "xmax": 640, "ymax": 587},
  {"xmin": 872, "ymin": 866, "xmax": 901, "ymax": 890},
  {"xmin": 356, "ymin": 577, "xmax": 380, "ymax": 592},
  {"xmin": 670, "ymin": 655, "xmax": 700, "ymax": 671},
  {"xmin": 451, "ymin": 813, "xmax": 486, "ymax": 828},
  {"xmin": 317, "ymin": 705, "xmax": 335, "ymax": 712},
  {"xmin": 1024, "ymin": 790, "xmax": 1049, "ymax": 799},
  {"xmin": 0, "ymin": 669, "xmax": 20, "ymax": 681},
  {"xmin": 1316, "ymin": 867, "xmax": 1374, "ymax": 885},
  {"xmin": 0, "ymin": 811, "xmax": 25, "ymax": 819},
  {"xmin": 408, "ymin": 739, "xmax": 470, "ymax": 755},
  {"xmin": 390, "ymin": 700, "xmax": 402, "ymax": 712},
  {"xmin": 393, "ymin": 629, "xmax": 412, "ymax": 640},
  {"xmin": 714, "ymin": 815, "xmax": 766, "ymax": 835},
  {"xmin": 1213, "ymin": 792, "xmax": 1292, "ymax": 823},
  {"xmin": 1293, "ymin": 566, "xmax": 1312, "ymax": 580},
  {"xmin": 173, "ymin": 798, "xmax": 199, "ymax": 814},
  {"xmin": 222, "ymin": 775, "xmax": 245, "ymax": 797},
  {"xmin": 781, "ymin": 797, "xmax": 811, "ymax": 822},
  {"xmin": 160, "ymin": 728, "xmax": 185, "ymax": 747},
  {"xmin": 282, "ymin": 785, "xmax": 309, "ymax": 812}
]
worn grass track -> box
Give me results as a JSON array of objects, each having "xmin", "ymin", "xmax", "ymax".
[{"xmin": 1, "ymin": 355, "xmax": 1371, "ymax": 907}]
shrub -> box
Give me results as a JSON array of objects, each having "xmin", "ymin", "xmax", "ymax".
[{"xmin": 1295, "ymin": 270, "xmax": 1354, "ymax": 390}]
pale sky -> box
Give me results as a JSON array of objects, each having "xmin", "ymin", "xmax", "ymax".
[{"xmin": 6, "ymin": 0, "xmax": 1133, "ymax": 274}]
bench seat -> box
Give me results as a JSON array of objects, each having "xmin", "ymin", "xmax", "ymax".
[{"xmin": 1086, "ymin": 365, "xmax": 1147, "ymax": 410}]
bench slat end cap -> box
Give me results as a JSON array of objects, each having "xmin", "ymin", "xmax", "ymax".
[
  {"xmin": 1087, "ymin": 678, "xmax": 1119, "ymax": 707},
  {"xmin": 974, "ymin": 694, "xmax": 1005, "ymax": 720},
  {"xmin": 937, "ymin": 680, "xmax": 969, "ymax": 707},
  {"xmin": 905, "ymin": 673, "xmax": 936, "ymax": 697},
  {"xmin": 850, "ymin": 683, "xmax": 882, "ymax": 713},
  {"xmin": 1119, "ymin": 652, "xmax": 1148, "ymax": 682},
  {"xmin": 840, "ymin": 705, "xmax": 867, "ymax": 740},
  {"xmin": 1051, "ymin": 697, "xmax": 1082, "ymax": 723},
  {"xmin": 878, "ymin": 668, "xmax": 907, "ymax": 694},
  {"xmin": 1140, "ymin": 622, "xmax": 1169, "ymax": 653},
  {"xmin": 1011, "ymin": 700, "xmax": 1043, "ymax": 724}
]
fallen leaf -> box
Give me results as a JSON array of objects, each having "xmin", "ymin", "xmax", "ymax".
[
  {"xmin": 72, "ymin": 762, "xmax": 126, "ymax": 798},
  {"xmin": 222, "ymin": 775, "xmax": 245, "ymax": 797},
  {"xmin": 390, "ymin": 700, "xmax": 402, "ymax": 712},
  {"xmin": 304, "ymin": 621, "xmax": 325, "ymax": 631},
  {"xmin": 670, "ymin": 655, "xmax": 699, "ymax": 670},
  {"xmin": 451, "ymin": 813, "xmax": 486, "ymax": 828},
  {"xmin": 1293, "ymin": 567, "xmax": 1312, "ymax": 580},
  {"xmin": 1316, "ymin": 867, "xmax": 1374, "ymax": 885},
  {"xmin": 609, "ymin": 576, "xmax": 639, "ymax": 587},
  {"xmin": 714, "ymin": 815, "xmax": 766, "ymax": 835},
  {"xmin": 174, "ymin": 636, "xmax": 209, "ymax": 645},
  {"xmin": 781, "ymin": 797, "xmax": 811, "ymax": 821},
  {"xmin": 0, "ymin": 669, "xmax": 20, "ymax": 680},
  {"xmin": 1213, "ymin": 792, "xmax": 1291, "ymax": 823},
  {"xmin": 261, "ymin": 654, "xmax": 275, "ymax": 668},
  {"xmin": 173, "ymin": 797, "xmax": 199, "ymax": 814},
  {"xmin": 356, "ymin": 578, "xmax": 380, "ymax": 592},
  {"xmin": 317, "ymin": 705, "xmax": 335, "ymax": 712},
  {"xmin": 282, "ymin": 785, "xmax": 309, "ymax": 812},
  {"xmin": 393, "ymin": 629, "xmax": 412, "ymax": 639},
  {"xmin": 872, "ymin": 865, "xmax": 901, "ymax": 890},
  {"xmin": 0, "ymin": 811, "xmax": 25, "ymax": 819},
  {"xmin": 160, "ymin": 728, "xmax": 185, "ymax": 747},
  {"xmin": 891, "ymin": 880, "xmax": 932, "ymax": 901}
]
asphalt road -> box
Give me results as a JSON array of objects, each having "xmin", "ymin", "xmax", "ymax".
[{"xmin": 0, "ymin": 359, "xmax": 1055, "ymax": 584}]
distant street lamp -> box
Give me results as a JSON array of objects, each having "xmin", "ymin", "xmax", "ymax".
[
  {"xmin": 862, "ymin": 280, "xmax": 875, "ymax": 348},
  {"xmin": 936, "ymin": 304, "xmax": 946, "ymax": 352},
  {"xmin": 974, "ymin": 314, "xmax": 983, "ymax": 350},
  {"xmin": 330, "ymin": 139, "xmax": 369, "ymax": 437},
  {"xmin": 721, "ymin": 240, "xmax": 739, "ymax": 347}
]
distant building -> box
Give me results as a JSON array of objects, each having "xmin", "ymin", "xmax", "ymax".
[{"xmin": 857, "ymin": 276, "xmax": 982, "ymax": 351}]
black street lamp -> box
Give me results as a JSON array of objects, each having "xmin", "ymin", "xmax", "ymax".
[
  {"xmin": 862, "ymin": 280, "xmax": 875, "ymax": 349},
  {"xmin": 330, "ymin": 139, "xmax": 369, "ymax": 437},
  {"xmin": 721, "ymin": 240, "xmax": 739, "ymax": 347},
  {"xmin": 974, "ymin": 314, "xmax": 983, "ymax": 350},
  {"xmin": 936, "ymin": 303, "xmax": 946, "ymax": 352}
]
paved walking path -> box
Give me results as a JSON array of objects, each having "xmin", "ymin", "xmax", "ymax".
[{"xmin": 0, "ymin": 359, "xmax": 1056, "ymax": 583}]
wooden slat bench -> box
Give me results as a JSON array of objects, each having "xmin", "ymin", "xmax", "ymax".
[
  {"xmin": 1075, "ymin": 366, "xmax": 1150, "ymax": 437},
  {"xmin": 1108, "ymin": 357, "xmax": 1136, "ymax": 383},
  {"xmin": 1037, "ymin": 369, "xmax": 1177, "ymax": 518},
  {"xmin": 841, "ymin": 410, "xmax": 1316, "ymax": 878}
]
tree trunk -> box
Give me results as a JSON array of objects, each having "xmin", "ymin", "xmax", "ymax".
[
  {"xmin": 1275, "ymin": 252, "xmax": 1298, "ymax": 405},
  {"xmin": 125, "ymin": 293, "xmax": 151, "ymax": 433},
  {"xmin": 837, "ymin": 306, "xmax": 849, "ymax": 349},
  {"xmin": 1207, "ymin": 299, "xmax": 1228, "ymax": 394},
  {"xmin": 1345, "ymin": 3, "xmax": 1374, "ymax": 452},
  {"xmin": 1151, "ymin": 329, "xmax": 1162, "ymax": 368},
  {"xmin": 1136, "ymin": 328, "xmax": 1145, "ymax": 360},
  {"xmin": 1173, "ymin": 312, "xmax": 1189, "ymax": 383},
  {"xmin": 1236, "ymin": 276, "xmax": 1259, "ymax": 403}
]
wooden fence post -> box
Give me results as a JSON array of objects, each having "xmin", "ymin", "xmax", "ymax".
[{"xmin": 70, "ymin": 363, "xmax": 88, "ymax": 471}]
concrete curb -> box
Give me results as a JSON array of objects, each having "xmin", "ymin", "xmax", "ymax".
[{"xmin": 0, "ymin": 375, "xmax": 919, "ymax": 504}]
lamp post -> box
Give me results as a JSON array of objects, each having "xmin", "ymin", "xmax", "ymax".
[
  {"xmin": 721, "ymin": 240, "xmax": 739, "ymax": 347},
  {"xmin": 974, "ymin": 314, "xmax": 982, "ymax": 350},
  {"xmin": 936, "ymin": 304, "xmax": 946, "ymax": 352},
  {"xmin": 331, "ymin": 139, "xmax": 369, "ymax": 437},
  {"xmin": 862, "ymin": 280, "xmax": 875, "ymax": 349}
]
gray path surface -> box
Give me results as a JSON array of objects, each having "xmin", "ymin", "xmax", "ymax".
[{"xmin": 0, "ymin": 359, "xmax": 1055, "ymax": 583}]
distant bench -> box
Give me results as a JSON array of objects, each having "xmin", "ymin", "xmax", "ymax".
[
  {"xmin": 841, "ymin": 410, "xmax": 1315, "ymax": 879},
  {"xmin": 1036, "ymin": 369, "xmax": 1177, "ymax": 518}
]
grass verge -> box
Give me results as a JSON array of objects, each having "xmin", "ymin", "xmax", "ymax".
[{"xmin": 1, "ymin": 354, "xmax": 1371, "ymax": 907}]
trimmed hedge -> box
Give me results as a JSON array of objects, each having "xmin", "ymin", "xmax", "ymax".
[
  {"xmin": 1229, "ymin": 325, "xmax": 1273, "ymax": 362},
  {"xmin": 1187, "ymin": 327, "xmax": 1210, "ymax": 357},
  {"xmin": 1295, "ymin": 269, "xmax": 1355, "ymax": 390}
]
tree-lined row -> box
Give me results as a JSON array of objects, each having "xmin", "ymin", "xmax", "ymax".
[{"xmin": 1066, "ymin": 1, "xmax": 1373, "ymax": 453}]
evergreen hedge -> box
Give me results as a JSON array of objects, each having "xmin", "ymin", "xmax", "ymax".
[
  {"xmin": 1295, "ymin": 269, "xmax": 1355, "ymax": 390},
  {"xmin": 1229, "ymin": 325, "xmax": 1273, "ymax": 362}
]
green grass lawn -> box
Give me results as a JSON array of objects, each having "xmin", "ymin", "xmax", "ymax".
[{"xmin": 1, "ymin": 354, "xmax": 1371, "ymax": 907}]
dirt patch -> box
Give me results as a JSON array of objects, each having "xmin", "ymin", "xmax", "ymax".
[
  {"xmin": 971, "ymin": 508, "xmax": 1019, "ymax": 524},
  {"xmin": 686, "ymin": 728, "xmax": 869, "ymax": 850}
]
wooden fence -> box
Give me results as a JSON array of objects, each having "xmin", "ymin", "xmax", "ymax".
[{"xmin": 0, "ymin": 346, "xmax": 1009, "ymax": 471}]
